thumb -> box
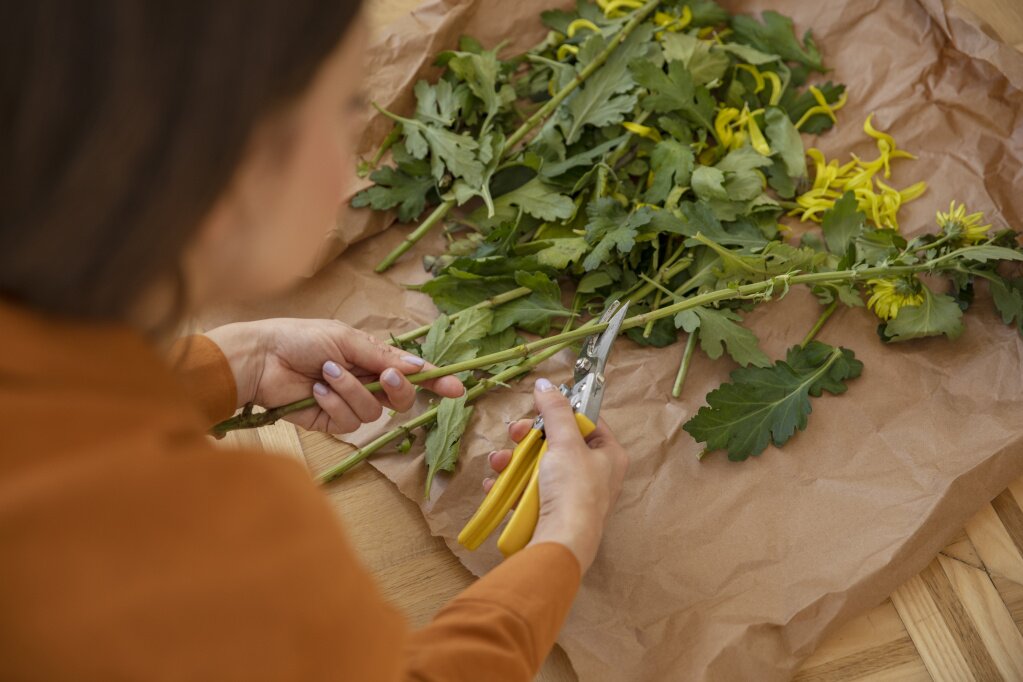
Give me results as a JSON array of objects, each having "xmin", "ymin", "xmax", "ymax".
[{"xmin": 534, "ymin": 378, "xmax": 584, "ymax": 449}]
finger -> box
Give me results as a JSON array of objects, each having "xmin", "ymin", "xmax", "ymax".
[
  {"xmin": 321, "ymin": 360, "xmax": 383, "ymax": 423},
  {"xmin": 532, "ymin": 378, "xmax": 586, "ymax": 449},
  {"xmin": 584, "ymin": 417, "xmax": 616, "ymax": 446},
  {"xmin": 507, "ymin": 418, "xmax": 533, "ymax": 443},
  {"xmin": 377, "ymin": 367, "xmax": 417, "ymax": 412},
  {"xmin": 311, "ymin": 382, "xmax": 362, "ymax": 434},
  {"xmin": 489, "ymin": 449, "xmax": 512, "ymax": 474},
  {"xmin": 483, "ymin": 477, "xmax": 496, "ymax": 493},
  {"xmin": 339, "ymin": 331, "xmax": 465, "ymax": 398}
]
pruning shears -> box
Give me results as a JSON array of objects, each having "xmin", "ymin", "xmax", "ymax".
[{"xmin": 457, "ymin": 299, "xmax": 630, "ymax": 557}]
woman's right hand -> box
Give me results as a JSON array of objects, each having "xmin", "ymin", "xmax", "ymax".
[{"xmin": 483, "ymin": 378, "xmax": 629, "ymax": 573}]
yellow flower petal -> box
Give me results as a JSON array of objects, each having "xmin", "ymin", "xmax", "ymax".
[
  {"xmin": 566, "ymin": 19, "xmax": 601, "ymax": 38},
  {"xmin": 622, "ymin": 121, "xmax": 662, "ymax": 142},
  {"xmin": 556, "ymin": 44, "xmax": 579, "ymax": 61}
]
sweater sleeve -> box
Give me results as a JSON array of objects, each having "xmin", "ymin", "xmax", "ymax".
[
  {"xmin": 168, "ymin": 335, "xmax": 238, "ymax": 425},
  {"xmin": 402, "ymin": 542, "xmax": 581, "ymax": 682}
]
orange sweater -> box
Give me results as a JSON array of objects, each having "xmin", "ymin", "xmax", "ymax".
[{"xmin": 0, "ymin": 301, "xmax": 580, "ymax": 681}]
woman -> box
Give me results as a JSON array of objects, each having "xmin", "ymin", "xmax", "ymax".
[{"xmin": 0, "ymin": 2, "xmax": 629, "ymax": 680}]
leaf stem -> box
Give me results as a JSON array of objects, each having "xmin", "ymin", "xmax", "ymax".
[
  {"xmin": 801, "ymin": 299, "xmax": 839, "ymax": 347},
  {"xmin": 375, "ymin": 200, "xmax": 454, "ymax": 273},
  {"xmin": 672, "ymin": 330, "xmax": 698, "ymax": 398},
  {"xmin": 317, "ymin": 340, "xmax": 574, "ymax": 483},
  {"xmin": 390, "ymin": 286, "xmax": 532, "ymax": 346}
]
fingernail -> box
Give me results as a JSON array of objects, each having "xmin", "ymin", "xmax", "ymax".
[
  {"xmin": 382, "ymin": 368, "xmax": 402, "ymax": 387},
  {"xmin": 402, "ymin": 355, "xmax": 425, "ymax": 367},
  {"xmin": 313, "ymin": 382, "xmax": 329, "ymax": 396},
  {"xmin": 535, "ymin": 377, "xmax": 555, "ymax": 392},
  {"xmin": 488, "ymin": 450, "xmax": 498, "ymax": 465},
  {"xmin": 323, "ymin": 360, "xmax": 343, "ymax": 379}
]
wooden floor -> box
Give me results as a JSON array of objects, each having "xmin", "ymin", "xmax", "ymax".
[{"xmin": 215, "ymin": 1, "xmax": 1023, "ymax": 680}]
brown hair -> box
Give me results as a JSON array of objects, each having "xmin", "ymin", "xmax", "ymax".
[{"xmin": 0, "ymin": 1, "xmax": 362, "ymax": 322}]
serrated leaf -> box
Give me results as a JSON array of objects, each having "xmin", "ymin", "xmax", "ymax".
[
  {"xmin": 884, "ymin": 288, "xmax": 964, "ymax": 341},
  {"xmin": 582, "ymin": 198, "xmax": 652, "ymax": 271},
  {"xmin": 421, "ymin": 308, "xmax": 494, "ymax": 367},
  {"xmin": 630, "ymin": 59, "xmax": 716, "ymax": 132},
  {"xmin": 559, "ymin": 25, "xmax": 655, "ymax": 144},
  {"xmin": 491, "ymin": 176, "xmax": 575, "ymax": 222},
  {"xmin": 491, "ymin": 271, "xmax": 571, "ymax": 335},
  {"xmin": 716, "ymin": 42, "xmax": 780, "ymax": 65},
  {"xmin": 731, "ymin": 11, "xmax": 824, "ymax": 72},
  {"xmin": 401, "ymin": 118, "xmax": 484, "ymax": 186},
  {"xmin": 683, "ymin": 342, "xmax": 862, "ymax": 460},
  {"xmin": 958, "ymin": 245, "xmax": 1023, "ymax": 264},
  {"xmin": 534, "ymin": 237, "xmax": 589, "ymax": 269},
  {"xmin": 691, "ymin": 165, "xmax": 729, "ymax": 201},
  {"xmin": 424, "ymin": 395, "xmax": 474, "ymax": 497},
  {"xmin": 441, "ymin": 47, "xmax": 504, "ymax": 131},
  {"xmin": 683, "ymin": 306, "xmax": 771, "ymax": 367},
  {"xmin": 540, "ymin": 135, "xmax": 627, "ymax": 179},
  {"xmin": 821, "ymin": 191, "xmax": 866, "ymax": 256},
  {"xmin": 660, "ymin": 32, "xmax": 730, "ymax": 85},
  {"xmin": 989, "ymin": 276, "xmax": 1023, "ymax": 330},
  {"xmin": 414, "ymin": 78, "xmax": 463, "ymax": 127},
  {"xmin": 646, "ymin": 140, "xmax": 695, "ymax": 204},
  {"xmin": 351, "ymin": 166, "xmax": 434, "ymax": 223}
]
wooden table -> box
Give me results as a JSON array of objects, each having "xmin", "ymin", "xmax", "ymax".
[{"xmin": 221, "ymin": 2, "xmax": 1023, "ymax": 679}]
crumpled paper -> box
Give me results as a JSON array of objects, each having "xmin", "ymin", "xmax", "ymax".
[{"xmin": 206, "ymin": 1, "xmax": 1023, "ymax": 679}]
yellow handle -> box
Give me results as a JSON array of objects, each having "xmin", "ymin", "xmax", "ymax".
[
  {"xmin": 497, "ymin": 413, "xmax": 596, "ymax": 557},
  {"xmin": 457, "ymin": 428, "xmax": 544, "ymax": 550}
]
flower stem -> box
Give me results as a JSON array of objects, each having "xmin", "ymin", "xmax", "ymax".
[
  {"xmin": 317, "ymin": 340, "xmax": 574, "ymax": 483},
  {"xmin": 214, "ymin": 246, "xmax": 975, "ymax": 437},
  {"xmin": 373, "ymin": 0, "xmax": 662, "ymax": 272},
  {"xmin": 390, "ymin": 286, "xmax": 532, "ymax": 346},
  {"xmin": 672, "ymin": 331, "xmax": 698, "ymax": 398},
  {"xmin": 801, "ymin": 299, "xmax": 839, "ymax": 347}
]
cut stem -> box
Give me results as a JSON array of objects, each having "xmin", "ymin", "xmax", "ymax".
[
  {"xmin": 801, "ymin": 299, "xmax": 839, "ymax": 347},
  {"xmin": 373, "ymin": 0, "xmax": 662, "ymax": 272},
  {"xmin": 672, "ymin": 331, "xmax": 699, "ymax": 398},
  {"xmin": 317, "ymin": 340, "xmax": 573, "ymax": 483},
  {"xmin": 216, "ymin": 244, "xmax": 988, "ymax": 437}
]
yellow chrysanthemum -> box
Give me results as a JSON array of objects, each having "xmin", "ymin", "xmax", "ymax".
[
  {"xmin": 714, "ymin": 104, "xmax": 771, "ymax": 155},
  {"xmin": 866, "ymin": 277, "xmax": 925, "ymax": 320},
  {"xmin": 937, "ymin": 201, "xmax": 991, "ymax": 244}
]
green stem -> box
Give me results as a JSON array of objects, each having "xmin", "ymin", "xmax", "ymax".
[
  {"xmin": 357, "ymin": 127, "xmax": 401, "ymax": 178},
  {"xmin": 801, "ymin": 299, "xmax": 839, "ymax": 347},
  {"xmin": 373, "ymin": 0, "xmax": 662, "ymax": 272},
  {"xmin": 317, "ymin": 340, "xmax": 573, "ymax": 483},
  {"xmin": 390, "ymin": 286, "xmax": 532, "ymax": 346},
  {"xmin": 672, "ymin": 330, "xmax": 698, "ymax": 398},
  {"xmin": 374, "ymin": 200, "xmax": 454, "ymax": 273},
  {"xmin": 216, "ymin": 246, "xmax": 984, "ymax": 437}
]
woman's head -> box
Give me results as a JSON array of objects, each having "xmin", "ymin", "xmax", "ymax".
[{"xmin": 1, "ymin": 1, "xmax": 365, "ymax": 327}]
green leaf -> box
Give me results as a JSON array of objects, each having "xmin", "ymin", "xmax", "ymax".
[
  {"xmin": 660, "ymin": 33, "xmax": 730, "ymax": 85},
  {"xmin": 884, "ymin": 289, "xmax": 964, "ymax": 341},
  {"xmin": 401, "ymin": 118, "xmax": 484, "ymax": 186},
  {"xmin": 821, "ymin": 191, "xmax": 866, "ymax": 256},
  {"xmin": 421, "ymin": 308, "xmax": 494, "ymax": 366},
  {"xmin": 764, "ymin": 107, "xmax": 806, "ymax": 179},
  {"xmin": 424, "ymin": 395, "xmax": 474, "ymax": 497},
  {"xmin": 351, "ymin": 166, "xmax": 434, "ymax": 223},
  {"xmin": 684, "ymin": 306, "xmax": 771, "ymax": 367},
  {"xmin": 691, "ymin": 165, "xmax": 729, "ymax": 201},
  {"xmin": 683, "ymin": 342, "xmax": 862, "ymax": 460},
  {"xmin": 626, "ymin": 316, "xmax": 678, "ymax": 347},
  {"xmin": 630, "ymin": 60, "xmax": 716, "ymax": 132},
  {"xmin": 582, "ymin": 198, "xmax": 651, "ymax": 271},
  {"xmin": 414, "ymin": 78, "xmax": 464, "ymax": 127},
  {"xmin": 540, "ymin": 135, "xmax": 627, "ymax": 179},
  {"xmin": 730, "ymin": 11, "xmax": 824, "ymax": 72},
  {"xmin": 779, "ymin": 81, "xmax": 845, "ymax": 134},
  {"xmin": 534, "ymin": 237, "xmax": 589, "ymax": 269},
  {"xmin": 473, "ymin": 328, "xmax": 523, "ymax": 375},
  {"xmin": 989, "ymin": 276, "xmax": 1023, "ymax": 330},
  {"xmin": 491, "ymin": 271, "xmax": 571, "ymax": 335},
  {"xmin": 646, "ymin": 140, "xmax": 695, "ymax": 204},
  {"xmin": 716, "ymin": 42, "xmax": 780, "ymax": 65},
  {"xmin": 415, "ymin": 272, "xmax": 514, "ymax": 314},
  {"xmin": 957, "ymin": 245, "xmax": 1023, "ymax": 264},
  {"xmin": 441, "ymin": 47, "xmax": 505, "ymax": 131},
  {"xmin": 559, "ymin": 25, "xmax": 655, "ymax": 144},
  {"xmin": 489, "ymin": 176, "xmax": 575, "ymax": 222},
  {"xmin": 683, "ymin": 0, "xmax": 730, "ymax": 27}
]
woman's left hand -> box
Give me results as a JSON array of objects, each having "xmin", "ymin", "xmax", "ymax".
[{"xmin": 204, "ymin": 318, "xmax": 464, "ymax": 434}]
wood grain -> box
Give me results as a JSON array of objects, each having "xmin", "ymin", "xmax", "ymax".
[{"xmin": 214, "ymin": 1, "xmax": 1023, "ymax": 679}]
